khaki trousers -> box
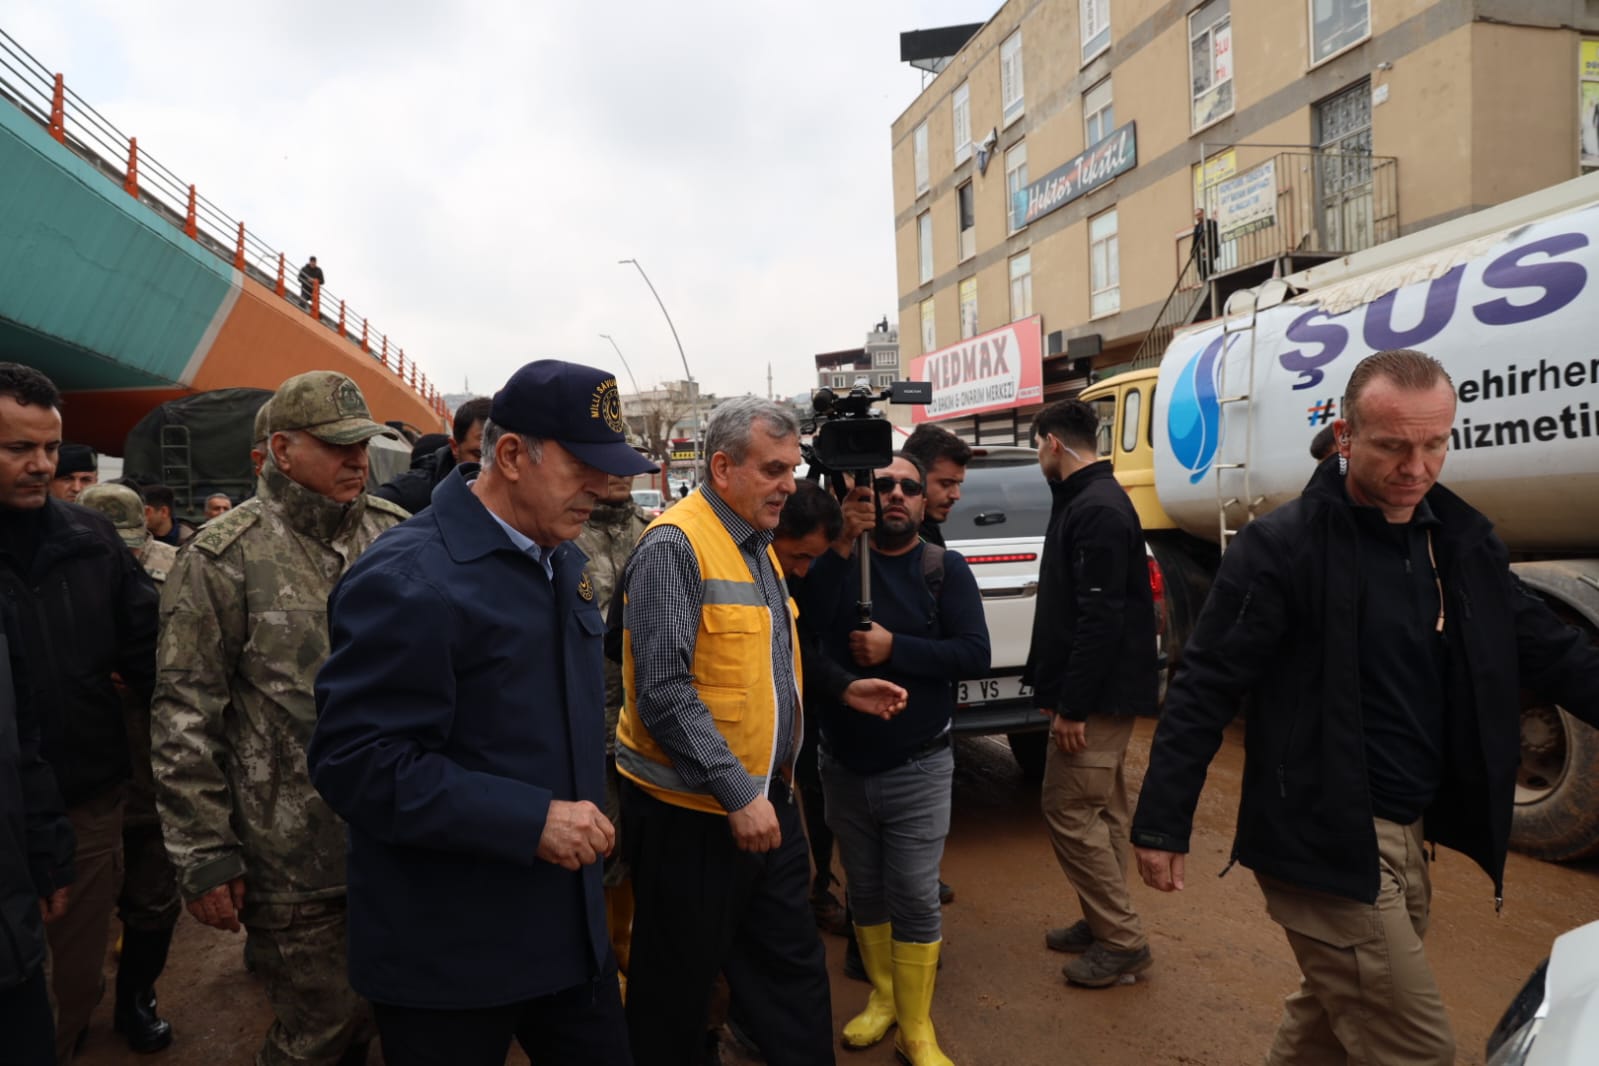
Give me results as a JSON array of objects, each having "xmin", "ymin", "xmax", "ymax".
[
  {"xmin": 45, "ymin": 787, "xmax": 125, "ymax": 1064},
  {"xmin": 1257, "ymin": 818, "xmax": 1455, "ymax": 1066},
  {"xmin": 1040, "ymin": 714, "xmax": 1146, "ymax": 952}
]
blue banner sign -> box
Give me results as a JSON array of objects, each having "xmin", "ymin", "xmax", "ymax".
[{"xmin": 1011, "ymin": 122, "xmax": 1137, "ymax": 230}]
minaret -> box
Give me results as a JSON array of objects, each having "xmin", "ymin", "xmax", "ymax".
[{"xmin": 767, "ymin": 363, "xmax": 774, "ymax": 400}]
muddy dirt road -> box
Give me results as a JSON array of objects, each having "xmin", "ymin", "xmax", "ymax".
[{"xmin": 76, "ymin": 719, "xmax": 1599, "ymax": 1065}]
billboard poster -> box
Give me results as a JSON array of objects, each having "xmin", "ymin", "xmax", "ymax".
[
  {"xmin": 1213, "ymin": 159, "xmax": 1277, "ymax": 240},
  {"xmin": 910, "ymin": 316, "xmax": 1043, "ymax": 423},
  {"xmin": 1012, "ymin": 123, "xmax": 1137, "ymax": 230}
]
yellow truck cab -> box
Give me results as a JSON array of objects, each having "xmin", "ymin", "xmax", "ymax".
[{"xmin": 1078, "ymin": 368, "xmax": 1177, "ymax": 534}]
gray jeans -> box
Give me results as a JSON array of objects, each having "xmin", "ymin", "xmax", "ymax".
[{"xmin": 820, "ymin": 744, "xmax": 953, "ymax": 944}]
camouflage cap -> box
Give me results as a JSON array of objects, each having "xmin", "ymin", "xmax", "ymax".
[
  {"xmin": 77, "ymin": 483, "xmax": 148, "ymax": 549},
  {"xmin": 267, "ymin": 371, "xmax": 398, "ymax": 445},
  {"xmin": 252, "ymin": 398, "xmax": 272, "ymax": 446}
]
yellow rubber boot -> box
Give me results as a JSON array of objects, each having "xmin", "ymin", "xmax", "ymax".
[
  {"xmin": 841, "ymin": 923, "xmax": 896, "ymax": 1048},
  {"xmin": 892, "ymin": 939, "xmax": 954, "ymax": 1066},
  {"xmin": 605, "ymin": 881, "xmax": 634, "ymax": 1000}
]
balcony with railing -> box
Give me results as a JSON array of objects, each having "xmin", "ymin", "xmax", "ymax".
[{"xmin": 1130, "ymin": 148, "xmax": 1398, "ymax": 368}]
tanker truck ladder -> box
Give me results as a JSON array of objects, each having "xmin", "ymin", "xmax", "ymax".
[{"xmin": 1211, "ymin": 288, "xmax": 1270, "ymax": 551}]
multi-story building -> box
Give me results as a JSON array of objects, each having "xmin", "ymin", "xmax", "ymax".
[
  {"xmin": 892, "ymin": 0, "xmax": 1599, "ymax": 443},
  {"xmin": 815, "ymin": 320, "xmax": 902, "ymax": 393}
]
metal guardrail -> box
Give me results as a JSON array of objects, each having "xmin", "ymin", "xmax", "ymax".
[
  {"xmin": 0, "ymin": 28, "xmax": 445, "ymax": 417},
  {"xmin": 1198, "ymin": 150, "xmax": 1399, "ymax": 273}
]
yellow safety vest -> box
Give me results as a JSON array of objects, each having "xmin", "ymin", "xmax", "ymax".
[{"xmin": 617, "ymin": 491, "xmax": 803, "ymax": 815}]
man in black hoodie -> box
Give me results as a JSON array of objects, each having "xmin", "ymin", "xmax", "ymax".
[
  {"xmin": 1024, "ymin": 399, "xmax": 1158, "ymax": 990},
  {"xmin": 0, "ymin": 363, "xmax": 159, "ymax": 1061},
  {"xmin": 0, "ymin": 594, "xmax": 75, "ymax": 1066},
  {"xmin": 1132, "ymin": 350, "xmax": 1599, "ymax": 1063},
  {"xmin": 373, "ymin": 397, "xmax": 490, "ymax": 514}
]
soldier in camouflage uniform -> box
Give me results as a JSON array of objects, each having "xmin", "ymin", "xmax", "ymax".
[
  {"xmin": 576, "ymin": 470, "xmax": 649, "ymax": 976},
  {"xmin": 77, "ymin": 483, "xmax": 182, "ymax": 1052},
  {"xmin": 152, "ymin": 372, "xmax": 408, "ymax": 1066}
]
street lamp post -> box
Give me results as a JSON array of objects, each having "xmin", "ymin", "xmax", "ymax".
[
  {"xmin": 597, "ymin": 333, "xmax": 643, "ymax": 397},
  {"xmin": 619, "ymin": 258, "xmax": 700, "ymax": 481}
]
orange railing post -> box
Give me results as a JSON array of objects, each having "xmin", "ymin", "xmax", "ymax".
[
  {"xmin": 275, "ymin": 253, "xmax": 286, "ymax": 297},
  {"xmin": 124, "ymin": 137, "xmax": 139, "ymax": 198},
  {"xmin": 49, "ymin": 74, "xmax": 65, "ymax": 144},
  {"xmin": 410, "ymin": 364, "xmax": 418, "ymax": 388},
  {"xmin": 233, "ymin": 222, "xmax": 246, "ymax": 270},
  {"xmin": 382, "ymin": 337, "xmax": 390, "ymax": 369},
  {"xmin": 361, "ymin": 319, "xmax": 370, "ymax": 354},
  {"xmin": 184, "ymin": 185, "xmax": 198, "ymax": 238},
  {"xmin": 337, "ymin": 300, "xmax": 346, "ymax": 337},
  {"xmin": 310, "ymin": 279, "xmax": 321, "ymax": 320}
]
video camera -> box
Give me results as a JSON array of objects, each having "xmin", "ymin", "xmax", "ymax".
[
  {"xmin": 801, "ymin": 379, "xmax": 932, "ymax": 629},
  {"xmin": 803, "ymin": 380, "xmax": 933, "ymax": 476}
]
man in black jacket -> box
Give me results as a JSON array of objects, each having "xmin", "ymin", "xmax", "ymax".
[
  {"xmin": 0, "ymin": 363, "xmax": 160, "ymax": 1061},
  {"xmin": 373, "ymin": 397, "xmax": 490, "ymax": 514},
  {"xmin": 1132, "ymin": 350, "xmax": 1599, "ymax": 1064},
  {"xmin": 1024, "ymin": 399, "xmax": 1158, "ymax": 989},
  {"xmin": 0, "ymin": 596, "xmax": 75, "ymax": 1066}
]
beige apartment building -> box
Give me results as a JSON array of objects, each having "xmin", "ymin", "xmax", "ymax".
[{"xmin": 891, "ymin": 0, "xmax": 1599, "ymax": 443}]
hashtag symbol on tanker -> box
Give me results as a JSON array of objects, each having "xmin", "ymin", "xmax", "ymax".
[{"xmin": 1305, "ymin": 398, "xmax": 1337, "ymax": 427}]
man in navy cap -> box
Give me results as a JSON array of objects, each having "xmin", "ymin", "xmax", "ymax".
[{"xmin": 310, "ymin": 359, "xmax": 653, "ymax": 1065}]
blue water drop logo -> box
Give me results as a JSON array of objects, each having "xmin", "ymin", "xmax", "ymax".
[{"xmin": 1167, "ymin": 333, "xmax": 1228, "ymax": 485}]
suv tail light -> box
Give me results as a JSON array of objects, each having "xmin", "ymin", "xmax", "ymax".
[
  {"xmin": 964, "ymin": 552, "xmax": 1038, "ymax": 565},
  {"xmin": 1147, "ymin": 556, "xmax": 1167, "ymax": 637}
]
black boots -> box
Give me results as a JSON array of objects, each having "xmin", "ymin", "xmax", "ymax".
[{"xmin": 114, "ymin": 924, "xmax": 175, "ymax": 1053}]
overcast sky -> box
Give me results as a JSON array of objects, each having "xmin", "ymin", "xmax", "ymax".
[{"xmin": 9, "ymin": 1, "xmax": 994, "ymax": 403}]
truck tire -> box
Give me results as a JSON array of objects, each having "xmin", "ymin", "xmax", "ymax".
[
  {"xmin": 1508, "ymin": 561, "xmax": 1599, "ymax": 862},
  {"xmin": 1008, "ymin": 731, "xmax": 1048, "ymax": 780},
  {"xmin": 1511, "ymin": 703, "xmax": 1599, "ymax": 861},
  {"xmin": 1146, "ymin": 535, "xmax": 1217, "ymax": 703}
]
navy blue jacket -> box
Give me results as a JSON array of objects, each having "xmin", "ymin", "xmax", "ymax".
[
  {"xmin": 309, "ymin": 470, "xmax": 610, "ymax": 1008},
  {"xmin": 802, "ymin": 542, "xmax": 990, "ymax": 774}
]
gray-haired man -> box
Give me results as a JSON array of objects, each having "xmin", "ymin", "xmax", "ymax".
[{"xmin": 618, "ymin": 398, "xmax": 860, "ymax": 1066}]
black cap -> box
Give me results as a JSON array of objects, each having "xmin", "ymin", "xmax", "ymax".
[
  {"xmin": 490, "ymin": 360, "xmax": 657, "ymax": 477},
  {"xmin": 56, "ymin": 443, "xmax": 97, "ymax": 477}
]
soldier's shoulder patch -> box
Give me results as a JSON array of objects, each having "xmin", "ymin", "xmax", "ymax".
[
  {"xmin": 192, "ymin": 502, "xmax": 261, "ymax": 557},
  {"xmin": 140, "ymin": 540, "xmax": 178, "ymax": 583},
  {"xmin": 364, "ymin": 494, "xmax": 412, "ymax": 523}
]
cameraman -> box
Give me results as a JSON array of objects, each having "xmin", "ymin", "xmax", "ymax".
[{"xmin": 800, "ymin": 454, "xmax": 989, "ymax": 1063}]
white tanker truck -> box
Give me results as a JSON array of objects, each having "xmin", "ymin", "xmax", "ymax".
[{"xmin": 1080, "ymin": 171, "xmax": 1599, "ymax": 861}]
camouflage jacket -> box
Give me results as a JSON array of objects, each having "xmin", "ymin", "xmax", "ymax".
[
  {"xmin": 123, "ymin": 538, "xmax": 178, "ymax": 829},
  {"xmin": 152, "ymin": 462, "xmax": 408, "ymax": 904},
  {"xmin": 575, "ymin": 500, "xmax": 647, "ymax": 748}
]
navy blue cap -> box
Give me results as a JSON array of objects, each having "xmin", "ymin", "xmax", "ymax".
[{"xmin": 491, "ymin": 360, "xmax": 658, "ymax": 477}]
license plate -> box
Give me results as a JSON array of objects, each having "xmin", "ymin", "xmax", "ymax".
[{"xmin": 956, "ymin": 676, "xmax": 1033, "ymax": 706}]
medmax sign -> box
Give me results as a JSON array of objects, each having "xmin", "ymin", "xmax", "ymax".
[
  {"xmin": 1012, "ymin": 122, "xmax": 1137, "ymax": 230},
  {"xmin": 910, "ymin": 316, "xmax": 1044, "ymax": 423}
]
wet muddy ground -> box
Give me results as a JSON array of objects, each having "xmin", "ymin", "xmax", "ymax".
[{"xmin": 76, "ymin": 718, "xmax": 1599, "ymax": 1065}]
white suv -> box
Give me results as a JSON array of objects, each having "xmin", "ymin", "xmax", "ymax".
[{"xmin": 943, "ymin": 445, "xmax": 1166, "ymax": 777}]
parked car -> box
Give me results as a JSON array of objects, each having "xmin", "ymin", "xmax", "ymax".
[
  {"xmin": 943, "ymin": 446, "xmax": 1166, "ymax": 777},
  {"xmin": 1485, "ymin": 918, "xmax": 1599, "ymax": 1064},
  {"xmin": 632, "ymin": 488, "xmax": 666, "ymax": 518}
]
